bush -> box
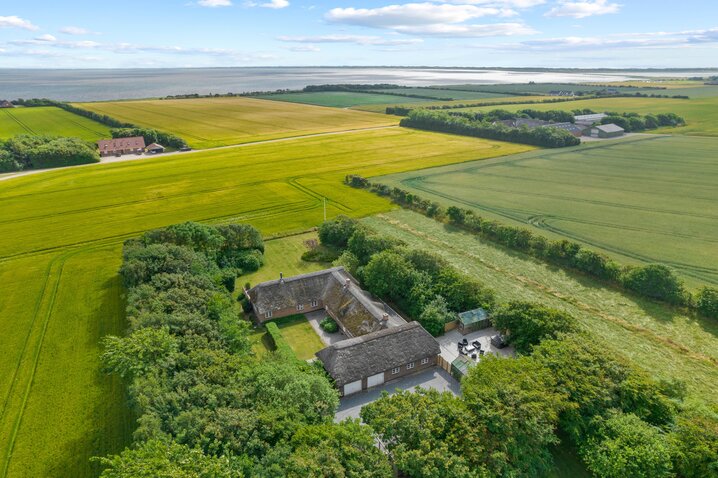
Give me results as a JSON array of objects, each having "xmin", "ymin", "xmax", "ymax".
[
  {"xmin": 696, "ymin": 287, "xmax": 718, "ymax": 319},
  {"xmin": 266, "ymin": 322, "xmax": 296, "ymax": 359},
  {"xmin": 1, "ymin": 134, "xmax": 99, "ymax": 170},
  {"xmin": 318, "ymin": 215, "xmax": 358, "ymax": 248},
  {"xmin": 621, "ymin": 264, "xmax": 687, "ymax": 305},
  {"xmin": 418, "ymin": 296, "xmax": 454, "ymax": 336},
  {"xmin": 301, "ymin": 245, "xmax": 340, "ymax": 263},
  {"xmin": 492, "ymin": 301, "xmax": 578, "ymax": 354},
  {"xmin": 319, "ymin": 317, "xmax": 339, "ymax": 333}
]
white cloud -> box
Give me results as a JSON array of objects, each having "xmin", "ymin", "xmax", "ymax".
[
  {"xmin": 35, "ymin": 34, "xmax": 57, "ymax": 42},
  {"xmin": 60, "ymin": 26, "xmax": 91, "ymax": 35},
  {"xmin": 0, "ymin": 15, "xmax": 38, "ymax": 31},
  {"xmin": 327, "ymin": 3, "xmax": 515, "ymax": 28},
  {"xmin": 198, "ymin": 0, "xmax": 233, "ymax": 7},
  {"xmin": 287, "ymin": 45, "xmax": 320, "ymax": 52},
  {"xmin": 546, "ymin": 0, "xmax": 620, "ymax": 19},
  {"xmin": 397, "ymin": 22, "xmax": 536, "ymax": 36},
  {"xmin": 278, "ymin": 34, "xmax": 423, "ymax": 46},
  {"xmin": 262, "ymin": 0, "xmax": 289, "ymax": 8},
  {"xmin": 442, "ymin": 0, "xmax": 544, "ymax": 6}
]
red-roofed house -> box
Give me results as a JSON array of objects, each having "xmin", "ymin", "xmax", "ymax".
[{"xmin": 97, "ymin": 136, "xmax": 146, "ymax": 157}]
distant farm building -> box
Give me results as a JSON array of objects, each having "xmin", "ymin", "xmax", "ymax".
[
  {"xmin": 97, "ymin": 137, "xmax": 146, "ymax": 157},
  {"xmin": 145, "ymin": 143, "xmax": 165, "ymax": 154},
  {"xmin": 0, "ymin": 100, "xmax": 14, "ymax": 108},
  {"xmin": 591, "ymin": 123, "xmax": 625, "ymax": 138},
  {"xmin": 548, "ymin": 90, "xmax": 575, "ymax": 96},
  {"xmin": 498, "ymin": 118, "xmax": 550, "ymax": 129},
  {"xmin": 574, "ymin": 113, "xmax": 607, "ymax": 127},
  {"xmin": 551, "ymin": 122, "xmax": 584, "ymax": 137}
]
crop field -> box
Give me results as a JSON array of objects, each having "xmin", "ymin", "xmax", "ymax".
[
  {"xmin": 365, "ymin": 210, "xmax": 718, "ymax": 405},
  {"xmin": 255, "ymin": 91, "xmax": 435, "ymax": 108},
  {"xmin": 352, "ymin": 95, "xmax": 558, "ymax": 113},
  {"xmin": 374, "ymin": 87, "xmax": 510, "ymax": 100},
  {"xmin": 74, "ymin": 97, "xmax": 399, "ymax": 148},
  {"xmin": 435, "ymin": 82, "xmax": 671, "ymax": 96},
  {"xmin": 455, "ymin": 91, "xmax": 718, "ymax": 136},
  {"xmin": 0, "ymin": 127, "xmax": 530, "ymax": 477},
  {"xmin": 378, "ymin": 135, "xmax": 718, "ymax": 287},
  {"xmin": 0, "ymin": 107, "xmax": 111, "ymax": 141}
]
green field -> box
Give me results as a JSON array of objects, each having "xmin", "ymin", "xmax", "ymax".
[
  {"xmin": 255, "ymin": 91, "xmax": 435, "ymax": 108},
  {"xmin": 352, "ymin": 95, "xmax": 557, "ymax": 113},
  {"xmin": 374, "ymin": 87, "xmax": 510, "ymax": 100},
  {"xmin": 0, "ymin": 127, "xmax": 530, "ymax": 477},
  {"xmin": 0, "ymin": 107, "xmax": 111, "ymax": 141},
  {"xmin": 378, "ymin": 135, "xmax": 718, "ymax": 287},
  {"xmin": 74, "ymin": 97, "xmax": 399, "ymax": 148},
  {"xmin": 436, "ymin": 82, "xmax": 672, "ymax": 96},
  {"xmin": 364, "ymin": 210, "xmax": 718, "ymax": 405}
]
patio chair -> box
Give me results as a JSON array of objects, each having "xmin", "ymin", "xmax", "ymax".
[
  {"xmin": 471, "ymin": 354, "xmax": 477, "ymax": 359},
  {"xmin": 462, "ymin": 338, "xmax": 469, "ymax": 345}
]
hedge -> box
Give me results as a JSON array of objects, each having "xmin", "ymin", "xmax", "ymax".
[{"xmin": 266, "ymin": 322, "xmax": 297, "ymax": 360}]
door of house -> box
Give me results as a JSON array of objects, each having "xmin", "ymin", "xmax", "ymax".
[
  {"xmin": 367, "ymin": 372, "xmax": 385, "ymax": 388},
  {"xmin": 344, "ymin": 380, "xmax": 362, "ymax": 395}
]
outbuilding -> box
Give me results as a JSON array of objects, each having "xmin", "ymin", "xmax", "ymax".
[
  {"xmin": 316, "ymin": 321, "xmax": 441, "ymax": 396},
  {"xmin": 0, "ymin": 100, "xmax": 14, "ymax": 108},
  {"xmin": 457, "ymin": 308, "xmax": 491, "ymax": 335},
  {"xmin": 591, "ymin": 123, "xmax": 625, "ymax": 138},
  {"xmin": 145, "ymin": 143, "xmax": 165, "ymax": 154}
]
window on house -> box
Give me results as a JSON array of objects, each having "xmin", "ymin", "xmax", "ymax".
[
  {"xmin": 265, "ymin": 310, "xmax": 272, "ymax": 319},
  {"xmin": 297, "ymin": 304, "xmax": 304, "ymax": 311},
  {"xmin": 391, "ymin": 367, "xmax": 400, "ymax": 375},
  {"xmin": 406, "ymin": 362, "xmax": 415, "ymax": 370},
  {"xmin": 421, "ymin": 358, "xmax": 429, "ymax": 365},
  {"xmin": 311, "ymin": 299, "xmax": 318, "ymax": 307}
]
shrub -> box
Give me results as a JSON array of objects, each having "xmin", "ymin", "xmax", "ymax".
[
  {"xmin": 621, "ymin": 264, "xmax": 687, "ymax": 305},
  {"xmin": 418, "ymin": 296, "xmax": 454, "ymax": 336},
  {"xmin": 492, "ymin": 301, "xmax": 578, "ymax": 354},
  {"xmin": 319, "ymin": 317, "xmax": 338, "ymax": 333},
  {"xmin": 696, "ymin": 287, "xmax": 718, "ymax": 319},
  {"xmin": 266, "ymin": 322, "xmax": 296, "ymax": 360},
  {"xmin": 318, "ymin": 215, "xmax": 358, "ymax": 248}
]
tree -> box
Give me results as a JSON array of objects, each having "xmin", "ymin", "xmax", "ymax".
[
  {"xmin": 581, "ymin": 412, "xmax": 673, "ymax": 478},
  {"xmin": 696, "ymin": 287, "xmax": 718, "ymax": 319},
  {"xmin": 461, "ymin": 356, "xmax": 567, "ymax": 477},
  {"xmin": 98, "ymin": 440, "xmax": 239, "ymax": 478},
  {"xmin": 491, "ymin": 301, "xmax": 578, "ymax": 354},
  {"xmin": 419, "ymin": 296, "xmax": 454, "ymax": 336},
  {"xmin": 318, "ymin": 215, "xmax": 358, "ymax": 248},
  {"xmin": 669, "ymin": 409, "xmax": 718, "ymax": 478},
  {"xmin": 282, "ymin": 420, "xmax": 392, "ymax": 478},
  {"xmin": 361, "ymin": 250, "xmax": 423, "ymax": 301},
  {"xmin": 621, "ymin": 264, "xmax": 687, "ymax": 305},
  {"xmin": 361, "ymin": 388, "xmax": 490, "ymax": 478}
]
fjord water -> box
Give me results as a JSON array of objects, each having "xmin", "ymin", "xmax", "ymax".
[{"xmin": 2, "ymin": 67, "xmax": 715, "ymax": 102}]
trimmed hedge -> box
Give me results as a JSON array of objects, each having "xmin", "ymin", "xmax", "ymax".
[{"xmin": 266, "ymin": 322, "xmax": 297, "ymax": 360}]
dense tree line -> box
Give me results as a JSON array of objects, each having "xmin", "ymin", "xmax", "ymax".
[
  {"xmin": 345, "ymin": 176, "xmax": 718, "ymax": 318},
  {"xmin": 362, "ymin": 298, "xmax": 718, "ymax": 478},
  {"xmin": 599, "ymin": 112, "xmax": 685, "ymax": 132},
  {"xmin": 110, "ymin": 127, "xmax": 187, "ymax": 149},
  {"xmin": 99, "ymin": 221, "xmax": 392, "ymax": 477},
  {"xmin": 0, "ymin": 134, "xmax": 99, "ymax": 172},
  {"xmin": 400, "ymin": 109, "xmax": 581, "ymax": 147},
  {"xmin": 320, "ymin": 215, "xmax": 495, "ymax": 335}
]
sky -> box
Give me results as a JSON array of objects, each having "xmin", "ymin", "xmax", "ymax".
[{"xmin": 1, "ymin": 0, "xmax": 717, "ymax": 68}]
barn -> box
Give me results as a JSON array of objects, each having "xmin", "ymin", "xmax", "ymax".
[
  {"xmin": 96, "ymin": 136, "xmax": 146, "ymax": 157},
  {"xmin": 316, "ymin": 322, "xmax": 440, "ymax": 396},
  {"xmin": 591, "ymin": 123, "xmax": 625, "ymax": 138},
  {"xmin": 0, "ymin": 100, "xmax": 14, "ymax": 108},
  {"xmin": 145, "ymin": 143, "xmax": 165, "ymax": 154}
]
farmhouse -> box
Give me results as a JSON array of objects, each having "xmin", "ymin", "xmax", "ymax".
[
  {"xmin": 316, "ymin": 321, "xmax": 440, "ymax": 396},
  {"xmin": 247, "ymin": 267, "xmax": 405, "ymax": 336},
  {"xmin": 247, "ymin": 267, "xmax": 443, "ymax": 396},
  {"xmin": 145, "ymin": 143, "xmax": 165, "ymax": 154},
  {"xmin": 0, "ymin": 100, "xmax": 14, "ymax": 108},
  {"xmin": 96, "ymin": 136, "xmax": 146, "ymax": 157},
  {"xmin": 591, "ymin": 123, "xmax": 625, "ymax": 138}
]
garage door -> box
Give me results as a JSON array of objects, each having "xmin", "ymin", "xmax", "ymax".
[
  {"xmin": 344, "ymin": 380, "xmax": 362, "ymax": 395},
  {"xmin": 367, "ymin": 372, "xmax": 385, "ymax": 388}
]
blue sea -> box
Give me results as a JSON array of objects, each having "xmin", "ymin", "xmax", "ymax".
[{"xmin": 0, "ymin": 67, "xmax": 713, "ymax": 102}]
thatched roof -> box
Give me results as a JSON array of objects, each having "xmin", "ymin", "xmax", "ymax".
[
  {"xmin": 316, "ymin": 322, "xmax": 440, "ymax": 386},
  {"xmin": 247, "ymin": 267, "xmax": 404, "ymax": 337}
]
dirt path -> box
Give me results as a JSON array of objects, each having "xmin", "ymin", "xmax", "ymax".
[{"xmin": 0, "ymin": 125, "xmax": 398, "ymax": 183}]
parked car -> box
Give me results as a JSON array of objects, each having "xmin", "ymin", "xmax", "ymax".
[
  {"xmin": 490, "ymin": 334, "xmax": 507, "ymax": 349},
  {"xmin": 179, "ymin": 146, "xmax": 192, "ymax": 152}
]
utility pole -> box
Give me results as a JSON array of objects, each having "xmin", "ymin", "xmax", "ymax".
[{"xmin": 323, "ymin": 197, "xmax": 327, "ymax": 222}]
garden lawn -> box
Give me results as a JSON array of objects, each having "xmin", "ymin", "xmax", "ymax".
[
  {"xmin": 255, "ymin": 91, "xmax": 434, "ymax": 108},
  {"xmin": 0, "ymin": 127, "xmax": 529, "ymax": 477},
  {"xmin": 0, "ymin": 107, "xmax": 111, "ymax": 141},
  {"xmin": 364, "ymin": 210, "xmax": 718, "ymax": 406},
  {"xmin": 249, "ymin": 315, "xmax": 325, "ymax": 361},
  {"xmin": 377, "ymin": 135, "xmax": 718, "ymax": 288},
  {"xmin": 73, "ymin": 96, "xmax": 399, "ymax": 148}
]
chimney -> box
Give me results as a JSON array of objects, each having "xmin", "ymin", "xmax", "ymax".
[
  {"xmin": 381, "ymin": 313, "xmax": 389, "ymax": 323},
  {"xmin": 343, "ymin": 277, "xmax": 351, "ymax": 290}
]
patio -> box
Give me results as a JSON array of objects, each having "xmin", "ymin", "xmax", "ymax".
[{"xmin": 437, "ymin": 326, "xmax": 515, "ymax": 367}]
